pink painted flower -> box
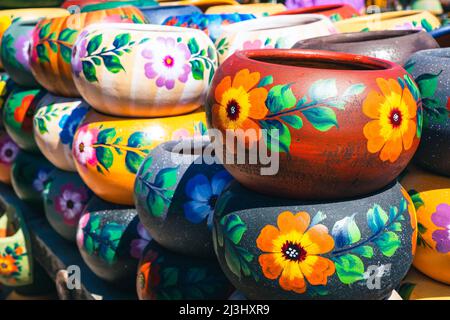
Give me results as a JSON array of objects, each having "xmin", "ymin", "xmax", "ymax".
[
  {"xmin": 30, "ymin": 27, "xmax": 40, "ymax": 63},
  {"xmin": 242, "ymin": 39, "xmax": 273, "ymax": 50},
  {"xmin": 72, "ymin": 30, "xmax": 88, "ymax": 77},
  {"xmin": 130, "ymin": 223, "xmax": 152, "ymax": 259},
  {"xmin": 55, "ymin": 183, "xmax": 89, "ymax": 226},
  {"xmin": 431, "ymin": 203, "xmax": 450, "ymax": 254},
  {"xmin": 73, "ymin": 126, "xmax": 98, "ymax": 166},
  {"xmin": 0, "ymin": 137, "xmax": 19, "ymax": 165},
  {"xmin": 15, "ymin": 31, "xmax": 32, "ymax": 71},
  {"xmin": 394, "ymin": 22, "xmax": 422, "ymax": 31},
  {"xmin": 171, "ymin": 128, "xmax": 190, "ymax": 140},
  {"xmin": 141, "ymin": 37, "xmax": 191, "ymax": 90},
  {"xmin": 76, "ymin": 212, "xmax": 90, "ymax": 248}
]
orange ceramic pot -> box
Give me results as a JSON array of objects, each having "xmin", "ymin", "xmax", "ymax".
[
  {"xmin": 29, "ymin": 7, "xmax": 147, "ymax": 97},
  {"xmin": 273, "ymin": 4, "xmax": 360, "ymax": 22},
  {"xmin": 72, "ymin": 108, "xmax": 207, "ymax": 205},
  {"xmin": 399, "ymin": 268, "xmax": 450, "ymax": 300},
  {"xmin": 0, "ymin": 130, "xmax": 20, "ymax": 185}
]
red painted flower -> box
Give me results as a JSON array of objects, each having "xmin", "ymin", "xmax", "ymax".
[{"xmin": 13, "ymin": 94, "xmax": 35, "ymax": 133}]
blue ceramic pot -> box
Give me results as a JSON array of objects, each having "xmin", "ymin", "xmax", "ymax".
[
  {"xmin": 141, "ymin": 5, "xmax": 201, "ymax": 24},
  {"xmin": 429, "ymin": 24, "xmax": 450, "ymax": 47}
]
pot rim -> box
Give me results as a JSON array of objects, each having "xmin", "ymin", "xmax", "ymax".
[
  {"xmin": 411, "ymin": 47, "xmax": 450, "ymax": 60},
  {"xmin": 272, "ymin": 3, "xmax": 354, "ymax": 16},
  {"xmin": 335, "ymin": 10, "xmax": 429, "ymax": 24}
]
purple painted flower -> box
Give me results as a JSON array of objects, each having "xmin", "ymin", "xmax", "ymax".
[
  {"xmin": 0, "ymin": 137, "xmax": 19, "ymax": 165},
  {"xmin": 431, "ymin": 203, "xmax": 450, "ymax": 254},
  {"xmin": 55, "ymin": 183, "xmax": 89, "ymax": 226},
  {"xmin": 15, "ymin": 32, "xmax": 32, "ymax": 71},
  {"xmin": 141, "ymin": 37, "xmax": 191, "ymax": 90},
  {"xmin": 130, "ymin": 223, "xmax": 152, "ymax": 259},
  {"xmin": 72, "ymin": 30, "xmax": 89, "ymax": 77}
]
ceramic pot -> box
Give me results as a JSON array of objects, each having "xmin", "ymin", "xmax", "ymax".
[
  {"xmin": 137, "ymin": 240, "xmax": 233, "ymax": 300},
  {"xmin": 162, "ymin": 0, "xmax": 239, "ymax": 12},
  {"xmin": 135, "ymin": 137, "xmax": 233, "ymax": 258},
  {"xmin": 11, "ymin": 151, "xmax": 54, "ymax": 209},
  {"xmin": 3, "ymin": 87, "xmax": 46, "ymax": 153},
  {"xmin": 205, "ymin": 3, "xmax": 286, "ymax": 17},
  {"xmin": 429, "ymin": 25, "xmax": 450, "ymax": 47},
  {"xmin": 61, "ymin": 0, "xmax": 126, "ymax": 9},
  {"xmin": 0, "ymin": 130, "xmax": 20, "ymax": 185},
  {"xmin": 215, "ymin": 14, "xmax": 336, "ymax": 64},
  {"xmin": 206, "ymin": 49, "xmax": 421, "ymax": 200},
  {"xmin": 72, "ymin": 108, "xmax": 207, "ymax": 205},
  {"xmin": 80, "ymin": 1, "xmax": 158, "ymax": 12},
  {"xmin": 29, "ymin": 7, "xmax": 147, "ymax": 97},
  {"xmin": 140, "ymin": 5, "xmax": 202, "ymax": 24},
  {"xmin": 0, "ymin": 183, "xmax": 33, "ymax": 287},
  {"xmin": 0, "ymin": 0, "xmax": 64, "ymax": 8},
  {"xmin": 404, "ymin": 49, "xmax": 450, "ymax": 177},
  {"xmin": 33, "ymin": 93, "xmax": 90, "ymax": 172},
  {"xmin": 273, "ymin": 4, "xmax": 359, "ymax": 22},
  {"xmin": 284, "ymin": 0, "xmax": 365, "ymax": 12},
  {"xmin": 335, "ymin": 10, "xmax": 441, "ymax": 33},
  {"xmin": 0, "ymin": 73, "xmax": 16, "ymax": 128},
  {"xmin": 72, "ymin": 24, "xmax": 217, "ymax": 118},
  {"xmin": 400, "ymin": 166, "xmax": 450, "ymax": 284},
  {"xmin": 293, "ymin": 30, "xmax": 439, "ymax": 65},
  {"xmin": 162, "ymin": 13, "xmax": 254, "ymax": 43},
  {"xmin": 43, "ymin": 169, "xmax": 93, "ymax": 242},
  {"xmin": 212, "ymin": 180, "xmax": 415, "ymax": 300},
  {"xmin": 398, "ymin": 267, "xmax": 450, "ymax": 300},
  {"xmin": 76, "ymin": 196, "xmax": 151, "ymax": 288}
]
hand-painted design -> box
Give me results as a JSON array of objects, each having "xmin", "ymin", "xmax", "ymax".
[
  {"xmin": 102, "ymin": 13, "xmax": 145, "ymax": 24},
  {"xmin": 32, "ymin": 169, "xmax": 50, "ymax": 192},
  {"xmin": 52, "ymin": 183, "xmax": 90, "ymax": 226},
  {"xmin": 5, "ymin": 93, "xmax": 36, "ymax": 133},
  {"xmin": 130, "ymin": 223, "xmax": 152, "ymax": 259},
  {"xmin": 215, "ymin": 37, "xmax": 229, "ymax": 56},
  {"xmin": 0, "ymin": 137, "xmax": 19, "ymax": 165},
  {"xmin": 212, "ymin": 68, "xmax": 365, "ymax": 151},
  {"xmin": 0, "ymin": 243, "xmax": 27, "ymax": 284},
  {"xmin": 76, "ymin": 213, "xmax": 90, "ymax": 248},
  {"xmin": 58, "ymin": 106, "xmax": 89, "ymax": 147},
  {"xmin": 73, "ymin": 126, "xmax": 99, "ymax": 166},
  {"xmin": 135, "ymin": 157, "xmax": 178, "ymax": 219},
  {"xmin": 431, "ymin": 203, "xmax": 450, "ymax": 254},
  {"xmin": 34, "ymin": 103, "xmax": 62, "ymax": 134},
  {"xmin": 407, "ymin": 189, "xmax": 432, "ymax": 250},
  {"xmin": 242, "ymin": 38, "xmax": 276, "ymax": 50},
  {"xmin": 329, "ymin": 13, "xmax": 343, "ymax": 22},
  {"xmin": 1, "ymin": 26, "xmax": 32, "ymax": 71},
  {"xmin": 401, "ymin": 187, "xmax": 417, "ymax": 255},
  {"xmin": 363, "ymin": 78, "xmax": 418, "ymax": 163},
  {"xmin": 184, "ymin": 170, "xmax": 233, "ymax": 228}
]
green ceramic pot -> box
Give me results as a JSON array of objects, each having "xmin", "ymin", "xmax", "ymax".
[{"xmin": 0, "ymin": 73, "xmax": 17, "ymax": 130}]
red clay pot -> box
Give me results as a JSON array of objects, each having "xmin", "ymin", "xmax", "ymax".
[
  {"xmin": 205, "ymin": 49, "xmax": 422, "ymax": 200},
  {"xmin": 272, "ymin": 4, "xmax": 359, "ymax": 22}
]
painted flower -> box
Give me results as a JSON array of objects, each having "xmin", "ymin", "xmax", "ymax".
[
  {"xmin": 171, "ymin": 128, "xmax": 190, "ymax": 140},
  {"xmin": 212, "ymin": 69, "xmax": 269, "ymax": 147},
  {"xmin": 141, "ymin": 37, "xmax": 191, "ymax": 90},
  {"xmin": 363, "ymin": 78, "xmax": 417, "ymax": 163},
  {"xmin": 256, "ymin": 211, "xmax": 335, "ymax": 294},
  {"xmin": 401, "ymin": 187, "xmax": 417, "ymax": 255},
  {"xmin": 0, "ymin": 254, "xmax": 18, "ymax": 276},
  {"xmin": 73, "ymin": 126, "xmax": 99, "ymax": 166},
  {"xmin": 55, "ymin": 183, "xmax": 89, "ymax": 226},
  {"xmin": 137, "ymin": 250, "xmax": 161, "ymax": 300},
  {"xmin": 394, "ymin": 22, "xmax": 422, "ymax": 31},
  {"xmin": 242, "ymin": 39, "xmax": 273, "ymax": 50},
  {"xmin": 76, "ymin": 213, "xmax": 90, "ymax": 248},
  {"xmin": 102, "ymin": 15, "xmax": 133, "ymax": 23},
  {"xmin": 130, "ymin": 223, "xmax": 152, "ymax": 259},
  {"xmin": 72, "ymin": 30, "xmax": 88, "ymax": 77},
  {"xmin": 15, "ymin": 33, "xmax": 32, "ymax": 71},
  {"xmin": 13, "ymin": 94, "xmax": 35, "ymax": 133},
  {"xmin": 30, "ymin": 24, "xmax": 42, "ymax": 63},
  {"xmin": 184, "ymin": 170, "xmax": 233, "ymax": 229},
  {"xmin": 431, "ymin": 203, "xmax": 450, "ymax": 254},
  {"xmin": 32, "ymin": 170, "xmax": 49, "ymax": 192},
  {"xmin": 0, "ymin": 138, "xmax": 19, "ymax": 165},
  {"xmin": 58, "ymin": 106, "xmax": 89, "ymax": 147}
]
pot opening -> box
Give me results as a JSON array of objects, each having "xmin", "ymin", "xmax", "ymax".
[
  {"xmin": 327, "ymin": 30, "xmax": 421, "ymax": 44},
  {"xmin": 234, "ymin": 16, "xmax": 321, "ymax": 32}
]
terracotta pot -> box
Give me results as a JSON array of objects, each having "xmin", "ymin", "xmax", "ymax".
[
  {"xmin": 398, "ymin": 267, "xmax": 450, "ymax": 300},
  {"xmin": 80, "ymin": 1, "xmax": 158, "ymax": 12},
  {"xmin": 29, "ymin": 7, "xmax": 147, "ymax": 97},
  {"xmin": 205, "ymin": 3, "xmax": 286, "ymax": 17},
  {"xmin": 404, "ymin": 49, "xmax": 450, "ymax": 177},
  {"xmin": 76, "ymin": 196, "xmax": 149, "ymax": 287},
  {"xmin": 429, "ymin": 25, "xmax": 450, "ymax": 47},
  {"xmin": 215, "ymin": 14, "xmax": 336, "ymax": 64},
  {"xmin": 11, "ymin": 151, "xmax": 54, "ymax": 209},
  {"xmin": 43, "ymin": 169, "xmax": 93, "ymax": 242},
  {"xmin": 137, "ymin": 240, "xmax": 233, "ymax": 300},
  {"xmin": 273, "ymin": 4, "xmax": 359, "ymax": 22},
  {"xmin": 3, "ymin": 87, "xmax": 46, "ymax": 153},
  {"xmin": 33, "ymin": 93, "xmax": 90, "ymax": 172},
  {"xmin": 335, "ymin": 10, "xmax": 441, "ymax": 33},
  {"xmin": 293, "ymin": 30, "xmax": 439, "ymax": 65},
  {"xmin": 72, "ymin": 108, "xmax": 207, "ymax": 205},
  {"xmin": 72, "ymin": 24, "xmax": 217, "ymax": 117},
  {"xmin": 162, "ymin": 13, "xmax": 255, "ymax": 43},
  {"xmin": 212, "ymin": 180, "xmax": 415, "ymax": 300},
  {"xmin": 140, "ymin": 5, "xmax": 202, "ymax": 24},
  {"xmin": 0, "ymin": 0, "xmax": 64, "ymax": 8},
  {"xmin": 162, "ymin": 0, "xmax": 239, "ymax": 12},
  {"xmin": 400, "ymin": 165, "xmax": 450, "ymax": 285},
  {"xmin": 0, "ymin": 130, "xmax": 21, "ymax": 185},
  {"xmin": 206, "ymin": 49, "xmax": 421, "ymax": 200},
  {"xmin": 135, "ymin": 137, "xmax": 233, "ymax": 258}
]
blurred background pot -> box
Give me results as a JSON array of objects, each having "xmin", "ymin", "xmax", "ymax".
[
  {"xmin": 273, "ymin": 4, "xmax": 359, "ymax": 22},
  {"xmin": 140, "ymin": 5, "xmax": 201, "ymax": 24},
  {"xmin": 0, "ymin": 73, "xmax": 16, "ymax": 128},
  {"xmin": 205, "ymin": 3, "xmax": 286, "ymax": 17},
  {"xmin": 80, "ymin": 0, "xmax": 158, "ymax": 12},
  {"xmin": 0, "ymin": 130, "xmax": 20, "ymax": 185},
  {"xmin": 411, "ymin": 0, "xmax": 443, "ymax": 15},
  {"xmin": 429, "ymin": 25, "xmax": 450, "ymax": 47},
  {"xmin": 398, "ymin": 267, "xmax": 450, "ymax": 300},
  {"xmin": 162, "ymin": 0, "xmax": 239, "ymax": 12},
  {"xmin": 0, "ymin": 1, "xmax": 64, "ymax": 8}
]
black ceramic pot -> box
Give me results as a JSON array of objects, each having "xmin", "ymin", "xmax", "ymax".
[
  {"xmin": 293, "ymin": 30, "xmax": 439, "ymax": 65},
  {"xmin": 404, "ymin": 48, "xmax": 450, "ymax": 177},
  {"xmin": 134, "ymin": 137, "xmax": 233, "ymax": 258},
  {"xmin": 76, "ymin": 196, "xmax": 152, "ymax": 289},
  {"xmin": 136, "ymin": 241, "xmax": 234, "ymax": 300},
  {"xmin": 212, "ymin": 181, "xmax": 416, "ymax": 300}
]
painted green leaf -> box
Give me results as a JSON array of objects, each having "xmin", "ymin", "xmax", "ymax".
[
  {"xmin": 265, "ymin": 84, "xmax": 296, "ymax": 113},
  {"xmin": 374, "ymin": 231, "xmax": 400, "ymax": 257},
  {"xmin": 154, "ymin": 167, "xmax": 178, "ymax": 189},
  {"xmin": 352, "ymin": 245, "xmax": 374, "ymax": 258},
  {"xmin": 92, "ymin": 57, "xmax": 101, "ymax": 66},
  {"xmin": 113, "ymin": 33, "xmax": 131, "ymax": 48},
  {"xmin": 408, "ymin": 189, "xmax": 424, "ymax": 210},
  {"xmin": 403, "ymin": 74, "xmax": 421, "ymax": 101},
  {"xmin": 82, "ymin": 60, "xmax": 97, "ymax": 82},
  {"xmin": 102, "ymin": 55, "xmax": 124, "ymax": 74},
  {"xmin": 308, "ymin": 79, "xmax": 337, "ymax": 102},
  {"xmin": 87, "ymin": 34, "xmax": 102, "ymax": 55},
  {"xmin": 147, "ymin": 190, "xmax": 166, "ymax": 217},
  {"xmin": 224, "ymin": 244, "xmax": 243, "ymax": 278},
  {"xmin": 303, "ymin": 107, "xmax": 338, "ymax": 131},
  {"xmin": 333, "ymin": 254, "xmax": 365, "ymax": 284},
  {"xmin": 222, "ymin": 214, "xmax": 247, "ymax": 245},
  {"xmin": 258, "ymin": 75, "xmax": 273, "ymax": 88},
  {"xmin": 96, "ymin": 146, "xmax": 113, "ymax": 170},
  {"xmin": 35, "ymin": 118, "xmax": 48, "ymax": 134},
  {"xmin": 367, "ymin": 204, "xmax": 388, "ymax": 234},
  {"xmin": 187, "ymin": 38, "xmax": 199, "ymax": 54},
  {"xmin": 39, "ymin": 22, "xmax": 51, "ymax": 38},
  {"xmin": 421, "ymin": 19, "xmax": 433, "ymax": 32},
  {"xmin": 48, "ymin": 41, "xmax": 58, "ymax": 53},
  {"xmin": 331, "ymin": 213, "xmax": 361, "ymax": 248},
  {"xmin": 162, "ymin": 268, "xmax": 179, "ymax": 287},
  {"xmin": 36, "ymin": 44, "xmax": 49, "ymax": 63},
  {"xmin": 281, "ymin": 115, "xmax": 303, "ymax": 129},
  {"xmin": 342, "ymin": 83, "xmax": 366, "ymax": 100},
  {"xmin": 97, "ymin": 128, "xmax": 116, "ymax": 144},
  {"xmin": 260, "ymin": 119, "xmax": 291, "ymax": 153},
  {"xmin": 190, "ymin": 60, "xmax": 204, "ymax": 80},
  {"xmin": 59, "ymin": 43, "xmax": 72, "ymax": 63},
  {"xmin": 389, "ymin": 222, "xmax": 402, "ymax": 232},
  {"xmin": 415, "ymin": 72, "xmax": 441, "ymax": 98},
  {"xmin": 207, "ymin": 46, "xmax": 216, "ymax": 60},
  {"xmin": 125, "ymin": 151, "xmax": 144, "ymax": 174},
  {"xmin": 404, "ymin": 60, "xmax": 415, "ymax": 74},
  {"xmin": 127, "ymin": 131, "xmax": 151, "ymax": 148},
  {"xmin": 58, "ymin": 28, "xmax": 78, "ymax": 42}
]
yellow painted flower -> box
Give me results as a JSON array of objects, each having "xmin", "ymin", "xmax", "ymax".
[{"xmin": 363, "ymin": 78, "xmax": 417, "ymax": 163}]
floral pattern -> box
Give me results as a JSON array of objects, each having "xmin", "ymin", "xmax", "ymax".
[
  {"xmin": 431, "ymin": 204, "xmax": 450, "ymax": 254},
  {"xmin": 1, "ymin": 24, "xmax": 33, "ymax": 72},
  {"xmin": 11, "ymin": 94, "xmax": 35, "ymax": 133},
  {"xmin": 32, "ymin": 169, "xmax": 50, "ymax": 192},
  {"xmin": 54, "ymin": 183, "xmax": 90, "ymax": 226},
  {"xmin": 58, "ymin": 106, "xmax": 89, "ymax": 147},
  {"xmin": 0, "ymin": 136, "xmax": 19, "ymax": 165},
  {"xmin": 0, "ymin": 243, "xmax": 27, "ymax": 285},
  {"xmin": 73, "ymin": 126, "xmax": 99, "ymax": 166},
  {"xmin": 130, "ymin": 223, "xmax": 152, "ymax": 259}
]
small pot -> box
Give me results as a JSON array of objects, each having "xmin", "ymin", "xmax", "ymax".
[
  {"xmin": 0, "ymin": 0, "xmax": 64, "ymax": 8},
  {"xmin": 135, "ymin": 137, "xmax": 233, "ymax": 258},
  {"xmin": 0, "ymin": 130, "xmax": 20, "ymax": 185},
  {"xmin": 404, "ymin": 49, "xmax": 450, "ymax": 177},
  {"xmin": 400, "ymin": 165, "xmax": 450, "ymax": 285},
  {"xmin": 164, "ymin": 0, "xmax": 239, "ymax": 12},
  {"xmin": 29, "ymin": 7, "xmax": 147, "ymax": 97},
  {"xmin": 80, "ymin": 0, "xmax": 158, "ymax": 12},
  {"xmin": 412, "ymin": 0, "xmax": 443, "ymax": 15},
  {"xmin": 273, "ymin": 4, "xmax": 359, "ymax": 22},
  {"xmin": 429, "ymin": 25, "xmax": 450, "ymax": 47},
  {"xmin": 206, "ymin": 49, "xmax": 421, "ymax": 200},
  {"xmin": 33, "ymin": 93, "xmax": 90, "ymax": 172},
  {"xmin": 43, "ymin": 169, "xmax": 93, "ymax": 242},
  {"xmin": 141, "ymin": 5, "xmax": 202, "ymax": 24},
  {"xmin": 76, "ymin": 196, "xmax": 150, "ymax": 288},
  {"xmin": 335, "ymin": 10, "xmax": 441, "ymax": 33},
  {"xmin": 205, "ymin": 3, "xmax": 286, "ymax": 17},
  {"xmin": 72, "ymin": 108, "xmax": 207, "ymax": 205},
  {"xmin": 398, "ymin": 267, "xmax": 450, "ymax": 300},
  {"xmin": 137, "ymin": 240, "xmax": 233, "ymax": 300},
  {"xmin": 162, "ymin": 13, "xmax": 255, "ymax": 43},
  {"xmin": 213, "ymin": 180, "xmax": 415, "ymax": 300},
  {"xmin": 72, "ymin": 23, "xmax": 217, "ymax": 117},
  {"xmin": 293, "ymin": 30, "xmax": 439, "ymax": 65},
  {"xmin": 3, "ymin": 87, "xmax": 46, "ymax": 153},
  {"xmin": 215, "ymin": 14, "xmax": 336, "ymax": 64}
]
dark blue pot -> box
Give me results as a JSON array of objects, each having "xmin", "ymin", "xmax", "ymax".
[
  {"xmin": 141, "ymin": 5, "xmax": 201, "ymax": 24},
  {"xmin": 429, "ymin": 24, "xmax": 450, "ymax": 47}
]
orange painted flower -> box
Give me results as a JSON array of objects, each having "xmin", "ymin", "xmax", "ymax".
[
  {"xmin": 256, "ymin": 211, "xmax": 335, "ymax": 294},
  {"xmin": 212, "ymin": 69, "xmax": 268, "ymax": 147},
  {"xmin": 0, "ymin": 254, "xmax": 18, "ymax": 276},
  {"xmin": 363, "ymin": 78, "xmax": 417, "ymax": 163},
  {"xmin": 13, "ymin": 94, "xmax": 35, "ymax": 132},
  {"xmin": 401, "ymin": 187, "xmax": 418, "ymax": 255}
]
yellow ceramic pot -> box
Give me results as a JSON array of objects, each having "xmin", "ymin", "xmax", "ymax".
[
  {"xmin": 205, "ymin": 3, "xmax": 286, "ymax": 17},
  {"xmin": 72, "ymin": 108, "xmax": 207, "ymax": 205},
  {"xmin": 399, "ymin": 268, "xmax": 450, "ymax": 300},
  {"xmin": 161, "ymin": 0, "xmax": 238, "ymax": 12},
  {"xmin": 335, "ymin": 10, "xmax": 441, "ymax": 33},
  {"xmin": 414, "ymin": 244, "xmax": 450, "ymax": 285}
]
